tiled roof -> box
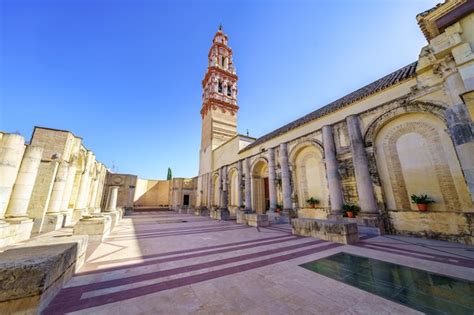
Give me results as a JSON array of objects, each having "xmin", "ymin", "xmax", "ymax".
[{"xmin": 241, "ymin": 61, "xmax": 418, "ymax": 152}]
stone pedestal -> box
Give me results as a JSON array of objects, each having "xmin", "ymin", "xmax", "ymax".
[
  {"xmin": 73, "ymin": 215, "xmax": 112, "ymax": 242},
  {"xmin": 5, "ymin": 217, "xmax": 34, "ymax": 244},
  {"xmin": 292, "ymin": 218, "xmax": 359, "ymax": 244},
  {"xmin": 103, "ymin": 210, "xmax": 121, "ymax": 230},
  {"xmin": 216, "ymin": 208, "xmax": 230, "ymax": 220},
  {"xmin": 236, "ymin": 209, "xmax": 249, "ymax": 224},
  {"xmin": 42, "ymin": 214, "xmax": 65, "ymax": 233},
  {"xmin": 0, "ymin": 234, "xmax": 88, "ymax": 314},
  {"xmin": 267, "ymin": 211, "xmax": 282, "ymax": 224},
  {"xmin": 246, "ymin": 213, "xmax": 269, "ymax": 227}
]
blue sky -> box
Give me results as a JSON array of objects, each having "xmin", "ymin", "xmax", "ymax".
[{"xmin": 0, "ymin": 0, "xmax": 439, "ymax": 179}]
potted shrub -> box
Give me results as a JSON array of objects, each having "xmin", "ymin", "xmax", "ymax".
[
  {"xmin": 275, "ymin": 204, "xmax": 283, "ymax": 213},
  {"xmin": 306, "ymin": 197, "xmax": 320, "ymax": 208},
  {"xmin": 343, "ymin": 203, "xmax": 360, "ymax": 218},
  {"xmin": 410, "ymin": 194, "xmax": 435, "ymax": 212}
]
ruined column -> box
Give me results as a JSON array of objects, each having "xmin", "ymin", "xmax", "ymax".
[
  {"xmin": 47, "ymin": 161, "xmax": 69, "ymax": 214},
  {"xmin": 59, "ymin": 159, "xmax": 77, "ymax": 225},
  {"xmin": 237, "ymin": 160, "xmax": 243, "ymax": 208},
  {"xmin": 5, "ymin": 146, "xmax": 43, "ymax": 219},
  {"xmin": 88, "ymin": 177, "xmax": 100, "ymax": 214},
  {"xmin": 346, "ymin": 115, "xmax": 378, "ymax": 215},
  {"xmin": 221, "ymin": 166, "xmax": 228, "ymax": 210},
  {"xmin": 322, "ymin": 125, "xmax": 344, "ymax": 217},
  {"xmin": 0, "ymin": 134, "xmax": 26, "ymax": 220},
  {"xmin": 267, "ymin": 147, "xmax": 277, "ymax": 212},
  {"xmin": 75, "ymin": 151, "xmax": 93, "ymax": 213},
  {"xmin": 444, "ymin": 71, "xmax": 474, "ymax": 201},
  {"xmin": 279, "ymin": 143, "xmax": 292, "ymax": 221},
  {"xmin": 106, "ymin": 186, "xmax": 119, "ymax": 212},
  {"xmin": 207, "ymin": 173, "xmax": 213, "ymax": 208},
  {"xmin": 244, "ymin": 158, "xmax": 252, "ymax": 211}
]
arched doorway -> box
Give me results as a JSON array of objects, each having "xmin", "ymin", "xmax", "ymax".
[{"xmin": 251, "ymin": 159, "xmax": 269, "ymax": 214}]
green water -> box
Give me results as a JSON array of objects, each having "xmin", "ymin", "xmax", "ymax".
[{"xmin": 300, "ymin": 252, "xmax": 474, "ymax": 315}]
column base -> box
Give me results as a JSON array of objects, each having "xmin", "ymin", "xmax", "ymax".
[
  {"xmin": 42, "ymin": 214, "xmax": 65, "ymax": 233},
  {"xmin": 5, "ymin": 217, "xmax": 34, "ymax": 244},
  {"xmin": 73, "ymin": 215, "xmax": 112, "ymax": 242},
  {"xmin": 246, "ymin": 213, "xmax": 269, "ymax": 227},
  {"xmin": 71, "ymin": 209, "xmax": 85, "ymax": 226},
  {"xmin": 61, "ymin": 208, "xmax": 74, "ymax": 227},
  {"xmin": 236, "ymin": 210, "xmax": 250, "ymax": 224},
  {"xmin": 102, "ymin": 210, "xmax": 121, "ymax": 230},
  {"xmin": 216, "ymin": 208, "xmax": 230, "ymax": 220}
]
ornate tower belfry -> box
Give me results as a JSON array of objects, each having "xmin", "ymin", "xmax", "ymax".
[{"xmin": 200, "ymin": 25, "xmax": 239, "ymax": 154}]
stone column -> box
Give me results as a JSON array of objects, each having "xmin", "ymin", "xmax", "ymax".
[
  {"xmin": 444, "ymin": 72, "xmax": 474, "ymax": 201},
  {"xmin": 106, "ymin": 186, "xmax": 119, "ymax": 212},
  {"xmin": 322, "ymin": 125, "xmax": 344, "ymax": 216},
  {"xmin": 207, "ymin": 173, "xmax": 213, "ymax": 208},
  {"xmin": 47, "ymin": 161, "xmax": 69, "ymax": 214},
  {"xmin": 279, "ymin": 143, "xmax": 292, "ymax": 223},
  {"xmin": 59, "ymin": 160, "xmax": 77, "ymax": 226},
  {"xmin": 5, "ymin": 146, "xmax": 43, "ymax": 219},
  {"xmin": 75, "ymin": 152, "xmax": 93, "ymax": 213},
  {"xmin": 0, "ymin": 134, "xmax": 26, "ymax": 220},
  {"xmin": 89, "ymin": 177, "xmax": 100, "ymax": 214},
  {"xmin": 237, "ymin": 160, "xmax": 243, "ymax": 208},
  {"xmin": 218, "ymin": 168, "xmax": 224, "ymax": 208},
  {"xmin": 244, "ymin": 158, "xmax": 252, "ymax": 211},
  {"xmin": 221, "ymin": 166, "xmax": 228, "ymax": 210},
  {"xmin": 267, "ymin": 148, "xmax": 277, "ymax": 212},
  {"xmin": 346, "ymin": 115, "xmax": 378, "ymax": 215}
]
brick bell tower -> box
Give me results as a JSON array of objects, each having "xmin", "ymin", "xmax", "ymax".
[{"xmin": 199, "ymin": 25, "xmax": 239, "ymax": 175}]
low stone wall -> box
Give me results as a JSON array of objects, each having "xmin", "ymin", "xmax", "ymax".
[
  {"xmin": 292, "ymin": 218, "xmax": 359, "ymax": 244},
  {"xmin": 73, "ymin": 215, "xmax": 112, "ymax": 242},
  {"xmin": 246, "ymin": 214, "xmax": 269, "ymax": 227},
  {"xmin": 388, "ymin": 210, "xmax": 473, "ymax": 244},
  {"xmin": 0, "ymin": 235, "xmax": 88, "ymax": 314}
]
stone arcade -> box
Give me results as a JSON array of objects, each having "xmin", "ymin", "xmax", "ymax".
[{"xmin": 0, "ymin": 0, "xmax": 474, "ymax": 313}]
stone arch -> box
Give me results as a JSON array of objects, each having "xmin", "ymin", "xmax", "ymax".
[
  {"xmin": 251, "ymin": 158, "xmax": 268, "ymax": 214},
  {"xmin": 289, "ymin": 142, "xmax": 329, "ymax": 210},
  {"xmin": 228, "ymin": 167, "xmax": 239, "ymax": 209},
  {"xmin": 374, "ymin": 112, "xmax": 472, "ymax": 212},
  {"xmin": 364, "ymin": 101, "xmax": 446, "ymax": 147}
]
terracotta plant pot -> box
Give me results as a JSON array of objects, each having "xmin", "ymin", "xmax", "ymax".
[
  {"xmin": 310, "ymin": 204, "xmax": 315, "ymax": 209},
  {"xmin": 417, "ymin": 203, "xmax": 428, "ymax": 211},
  {"xmin": 346, "ymin": 211, "xmax": 354, "ymax": 218}
]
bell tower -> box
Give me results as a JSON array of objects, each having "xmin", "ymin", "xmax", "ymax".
[{"xmin": 199, "ymin": 25, "xmax": 239, "ymax": 175}]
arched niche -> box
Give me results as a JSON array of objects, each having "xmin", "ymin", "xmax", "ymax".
[
  {"xmin": 251, "ymin": 158, "xmax": 268, "ymax": 214},
  {"xmin": 289, "ymin": 142, "xmax": 329, "ymax": 210},
  {"xmin": 374, "ymin": 112, "xmax": 472, "ymax": 212}
]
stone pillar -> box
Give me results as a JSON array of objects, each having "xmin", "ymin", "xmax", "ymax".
[
  {"xmin": 346, "ymin": 115, "xmax": 378, "ymax": 215},
  {"xmin": 244, "ymin": 158, "xmax": 252, "ymax": 211},
  {"xmin": 0, "ymin": 134, "xmax": 26, "ymax": 220},
  {"xmin": 43, "ymin": 160, "xmax": 69, "ymax": 232},
  {"xmin": 207, "ymin": 173, "xmax": 213, "ymax": 208},
  {"xmin": 221, "ymin": 166, "xmax": 228, "ymax": 210},
  {"xmin": 60, "ymin": 160, "xmax": 77, "ymax": 226},
  {"xmin": 106, "ymin": 186, "xmax": 119, "ymax": 212},
  {"xmin": 88, "ymin": 178, "xmax": 100, "ymax": 214},
  {"xmin": 237, "ymin": 160, "xmax": 243, "ymax": 208},
  {"xmin": 47, "ymin": 161, "xmax": 69, "ymax": 214},
  {"xmin": 279, "ymin": 143, "xmax": 292, "ymax": 222},
  {"xmin": 322, "ymin": 125, "xmax": 345, "ymax": 217},
  {"xmin": 218, "ymin": 168, "xmax": 224, "ymax": 208},
  {"xmin": 444, "ymin": 72, "xmax": 474, "ymax": 201},
  {"xmin": 5, "ymin": 146, "xmax": 43, "ymax": 219},
  {"xmin": 75, "ymin": 152, "xmax": 93, "ymax": 213},
  {"xmin": 267, "ymin": 148, "xmax": 277, "ymax": 212}
]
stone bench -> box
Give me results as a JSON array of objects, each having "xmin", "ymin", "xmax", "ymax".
[
  {"xmin": 0, "ymin": 235, "xmax": 88, "ymax": 314},
  {"xmin": 292, "ymin": 218, "xmax": 359, "ymax": 244}
]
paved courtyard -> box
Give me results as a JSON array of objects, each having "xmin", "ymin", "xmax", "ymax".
[{"xmin": 44, "ymin": 210, "xmax": 474, "ymax": 314}]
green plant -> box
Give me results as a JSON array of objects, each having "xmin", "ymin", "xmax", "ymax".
[
  {"xmin": 342, "ymin": 203, "xmax": 360, "ymax": 216},
  {"xmin": 306, "ymin": 197, "xmax": 320, "ymax": 207},
  {"xmin": 410, "ymin": 194, "xmax": 435, "ymax": 204}
]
